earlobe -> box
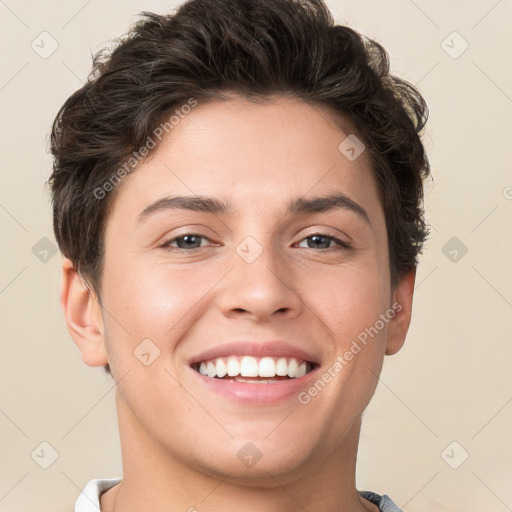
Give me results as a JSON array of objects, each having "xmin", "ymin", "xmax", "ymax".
[
  {"xmin": 60, "ymin": 257, "xmax": 109, "ymax": 367},
  {"xmin": 385, "ymin": 269, "xmax": 416, "ymax": 356}
]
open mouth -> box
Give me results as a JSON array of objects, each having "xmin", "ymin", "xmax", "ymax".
[{"xmin": 191, "ymin": 356, "xmax": 318, "ymax": 383}]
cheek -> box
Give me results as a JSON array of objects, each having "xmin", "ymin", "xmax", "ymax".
[
  {"xmin": 311, "ymin": 262, "xmax": 389, "ymax": 341},
  {"xmin": 100, "ymin": 261, "xmax": 198, "ymax": 404},
  {"xmin": 310, "ymin": 268, "xmax": 389, "ymax": 412},
  {"xmin": 101, "ymin": 256, "xmax": 215, "ymax": 354}
]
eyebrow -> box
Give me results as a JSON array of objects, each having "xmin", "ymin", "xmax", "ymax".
[{"xmin": 136, "ymin": 192, "xmax": 372, "ymax": 227}]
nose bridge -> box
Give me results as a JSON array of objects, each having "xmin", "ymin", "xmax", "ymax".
[
  {"xmin": 234, "ymin": 231, "xmax": 287, "ymax": 289},
  {"xmin": 218, "ymin": 230, "xmax": 301, "ymax": 318},
  {"xmin": 229, "ymin": 205, "xmax": 282, "ymax": 270}
]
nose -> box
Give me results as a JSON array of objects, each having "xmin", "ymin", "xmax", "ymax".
[{"xmin": 217, "ymin": 238, "xmax": 303, "ymax": 322}]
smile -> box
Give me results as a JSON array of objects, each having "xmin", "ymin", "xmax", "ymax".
[{"xmin": 191, "ymin": 355, "xmax": 317, "ymax": 381}]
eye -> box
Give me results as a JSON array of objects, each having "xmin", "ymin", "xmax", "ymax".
[
  {"xmin": 296, "ymin": 233, "xmax": 351, "ymax": 251},
  {"xmin": 159, "ymin": 232, "xmax": 351, "ymax": 252},
  {"xmin": 160, "ymin": 233, "xmax": 211, "ymax": 251}
]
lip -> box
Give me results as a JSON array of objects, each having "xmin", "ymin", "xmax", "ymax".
[
  {"xmin": 187, "ymin": 340, "xmax": 320, "ymax": 366},
  {"xmin": 187, "ymin": 363, "xmax": 321, "ymax": 405}
]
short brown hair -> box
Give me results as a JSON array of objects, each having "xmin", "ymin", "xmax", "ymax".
[{"xmin": 47, "ymin": 0, "xmax": 431, "ymax": 375}]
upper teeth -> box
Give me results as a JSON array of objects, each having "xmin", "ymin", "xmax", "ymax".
[{"xmin": 195, "ymin": 356, "xmax": 310, "ymax": 379}]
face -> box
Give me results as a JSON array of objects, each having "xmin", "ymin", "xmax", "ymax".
[{"xmin": 69, "ymin": 95, "xmax": 413, "ymax": 483}]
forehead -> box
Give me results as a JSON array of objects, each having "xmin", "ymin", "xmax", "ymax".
[{"xmin": 107, "ymin": 96, "xmax": 383, "ymax": 226}]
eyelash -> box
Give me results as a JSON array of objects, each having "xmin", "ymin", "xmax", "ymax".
[{"xmin": 159, "ymin": 232, "xmax": 351, "ymax": 252}]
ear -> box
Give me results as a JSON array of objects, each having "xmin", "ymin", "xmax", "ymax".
[
  {"xmin": 385, "ymin": 269, "xmax": 416, "ymax": 356},
  {"xmin": 60, "ymin": 257, "xmax": 108, "ymax": 367}
]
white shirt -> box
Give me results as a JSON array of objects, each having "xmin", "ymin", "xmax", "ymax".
[
  {"xmin": 74, "ymin": 478, "xmax": 404, "ymax": 511},
  {"xmin": 75, "ymin": 478, "xmax": 121, "ymax": 511}
]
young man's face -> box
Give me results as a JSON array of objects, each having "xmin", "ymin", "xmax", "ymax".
[{"xmin": 64, "ymin": 95, "xmax": 414, "ymax": 484}]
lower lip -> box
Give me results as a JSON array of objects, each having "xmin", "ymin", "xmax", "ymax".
[{"xmin": 188, "ymin": 365, "xmax": 320, "ymax": 405}]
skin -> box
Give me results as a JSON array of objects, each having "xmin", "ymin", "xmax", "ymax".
[{"xmin": 61, "ymin": 95, "xmax": 415, "ymax": 512}]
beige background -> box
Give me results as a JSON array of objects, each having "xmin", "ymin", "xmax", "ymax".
[{"xmin": 0, "ymin": 0, "xmax": 511, "ymax": 511}]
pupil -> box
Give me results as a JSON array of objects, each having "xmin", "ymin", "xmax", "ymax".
[
  {"xmin": 178, "ymin": 235, "xmax": 200, "ymax": 249},
  {"xmin": 310, "ymin": 235, "xmax": 329, "ymax": 249}
]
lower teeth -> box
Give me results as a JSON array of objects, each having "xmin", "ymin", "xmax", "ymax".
[
  {"xmin": 234, "ymin": 376, "xmax": 289, "ymax": 383},
  {"xmin": 212, "ymin": 375, "xmax": 292, "ymax": 383}
]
